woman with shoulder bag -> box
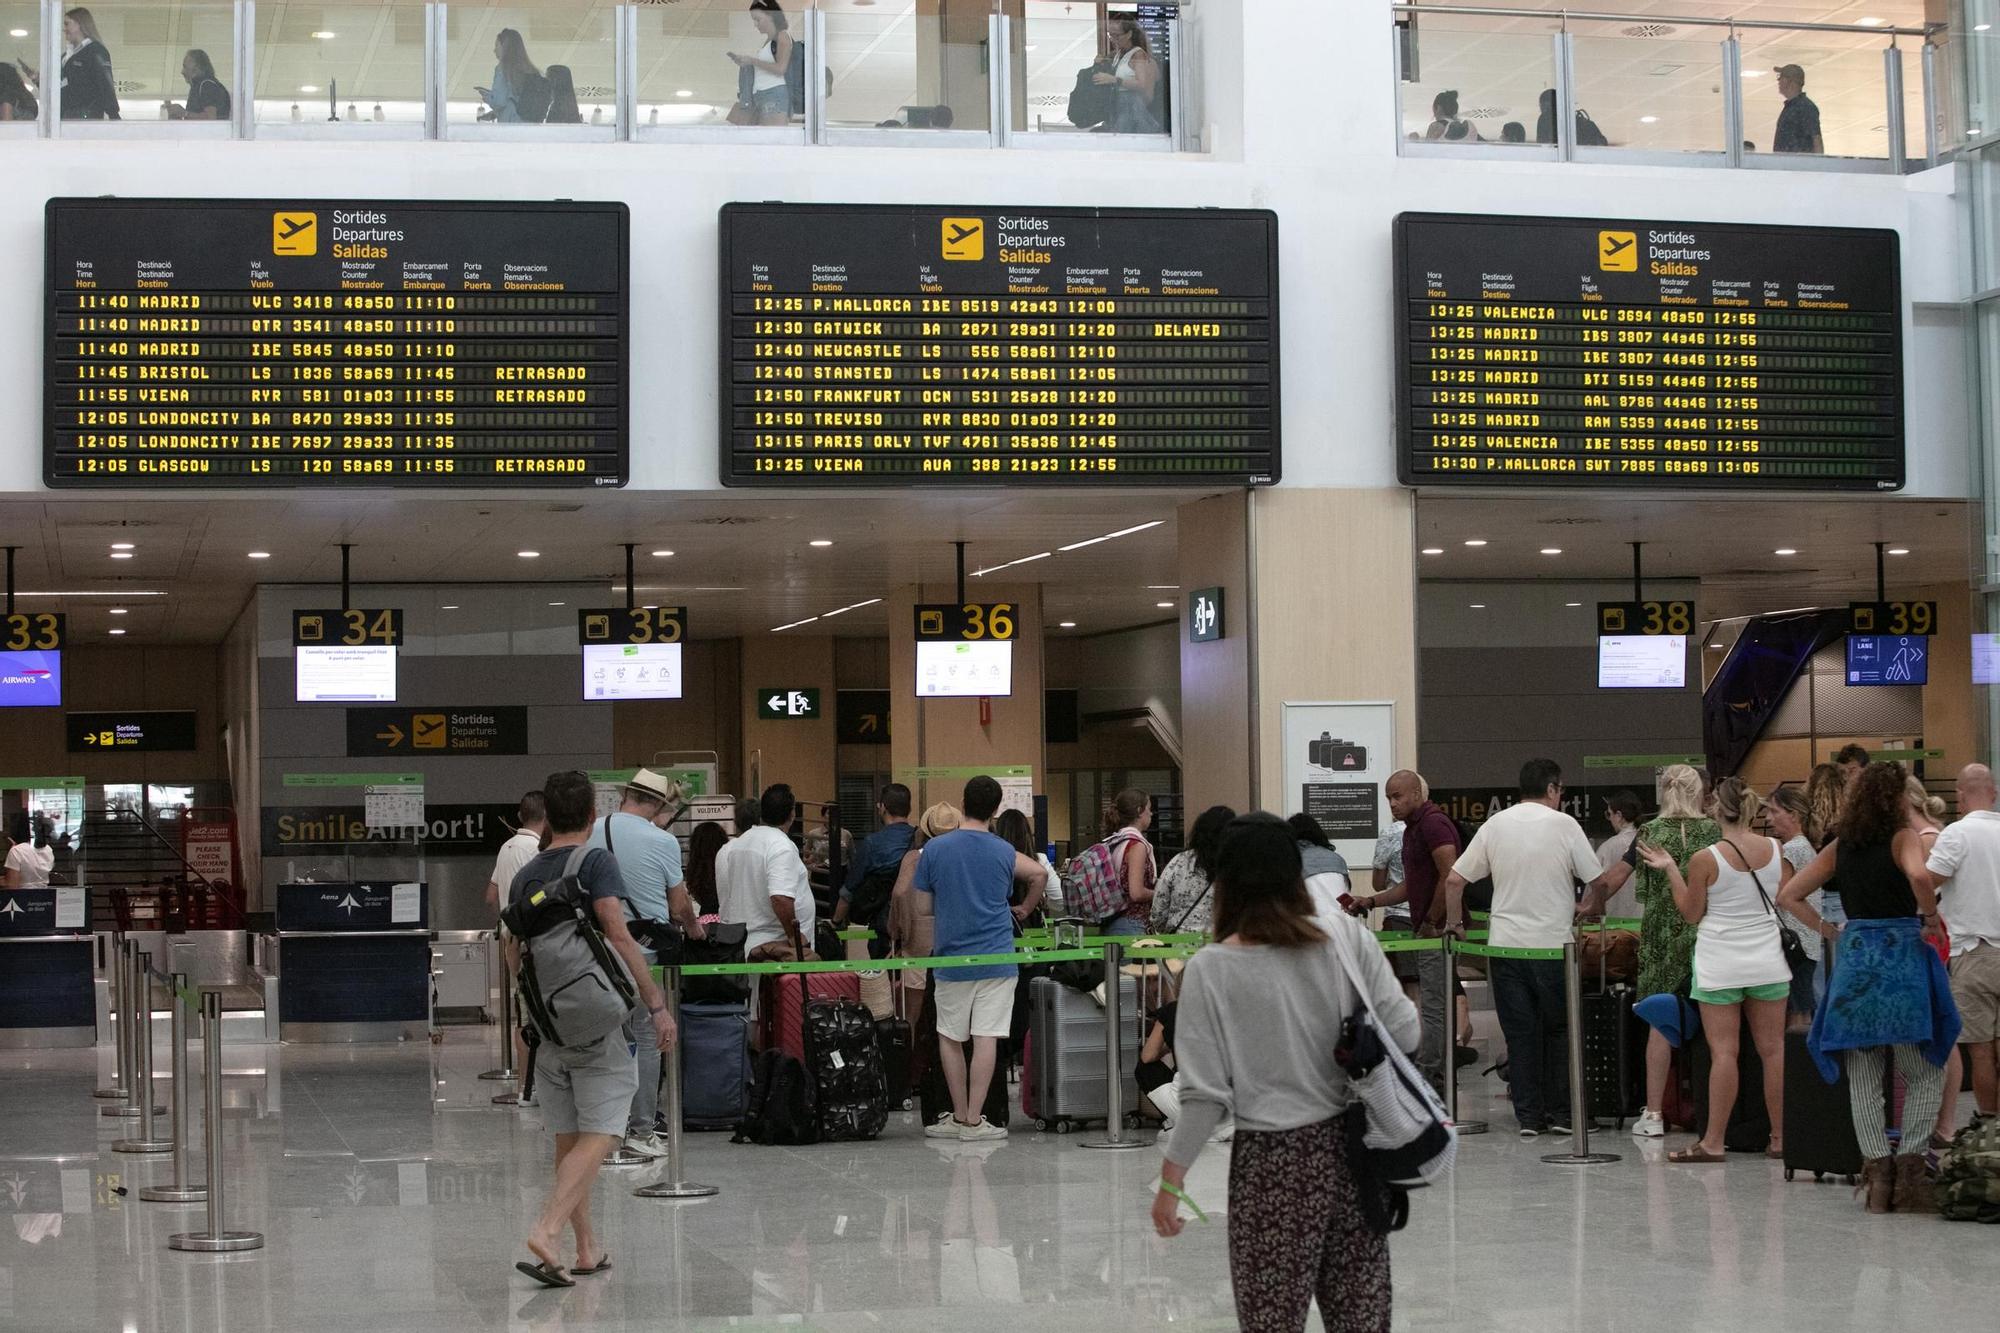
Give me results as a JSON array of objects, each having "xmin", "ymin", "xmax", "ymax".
[
  {"xmin": 1636, "ymin": 778, "xmax": 1794, "ymax": 1163},
  {"xmin": 1153, "ymin": 814, "xmax": 1417, "ymax": 1333}
]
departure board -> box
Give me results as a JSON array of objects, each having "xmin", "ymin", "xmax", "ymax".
[
  {"xmin": 44, "ymin": 198, "xmax": 628, "ymax": 488},
  {"xmin": 720, "ymin": 203, "xmax": 1280, "ymax": 485},
  {"xmin": 1395, "ymin": 212, "xmax": 1902, "ymax": 490}
]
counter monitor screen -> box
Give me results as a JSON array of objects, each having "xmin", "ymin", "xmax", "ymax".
[
  {"xmin": 0, "ymin": 650, "xmax": 62, "ymax": 707},
  {"xmin": 296, "ymin": 644, "xmax": 397, "ymax": 703},
  {"xmin": 45, "ymin": 198, "xmax": 629, "ymax": 488},
  {"xmin": 583, "ymin": 643, "xmax": 684, "ymax": 701},
  {"xmin": 1598, "ymin": 635, "xmax": 1686, "ymax": 690},
  {"xmin": 721, "ymin": 203, "xmax": 1280, "ymax": 486},
  {"xmin": 917, "ymin": 640, "xmax": 1013, "ymax": 697},
  {"xmin": 1846, "ymin": 634, "xmax": 1928, "ymax": 686},
  {"xmin": 1976, "ymin": 633, "xmax": 2000, "ymax": 686},
  {"xmin": 1395, "ymin": 212, "xmax": 1903, "ymax": 490}
]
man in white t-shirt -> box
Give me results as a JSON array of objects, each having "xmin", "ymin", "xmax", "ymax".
[
  {"xmin": 1926, "ymin": 763, "xmax": 2000, "ymax": 1123},
  {"xmin": 717, "ymin": 784, "xmax": 815, "ymax": 960},
  {"xmin": 1439, "ymin": 758, "xmax": 1611, "ymax": 1137},
  {"xmin": 485, "ymin": 791, "xmax": 546, "ymax": 1103}
]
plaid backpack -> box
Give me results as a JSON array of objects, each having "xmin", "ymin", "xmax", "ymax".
[{"xmin": 1061, "ymin": 830, "xmax": 1143, "ymax": 924}]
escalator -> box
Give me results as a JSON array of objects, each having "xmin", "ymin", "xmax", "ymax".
[{"xmin": 1702, "ymin": 608, "xmax": 1851, "ymax": 779}]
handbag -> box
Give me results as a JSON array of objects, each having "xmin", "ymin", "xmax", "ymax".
[
  {"xmin": 1325, "ymin": 919, "xmax": 1457, "ymax": 1187},
  {"xmin": 1735, "ymin": 837, "xmax": 1816, "ymax": 1013}
]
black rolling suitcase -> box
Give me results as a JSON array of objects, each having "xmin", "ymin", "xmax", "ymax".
[
  {"xmin": 1691, "ymin": 1015, "xmax": 1772, "ymax": 1153},
  {"xmin": 1577, "ymin": 986, "xmax": 1643, "ymax": 1127},
  {"xmin": 1782, "ymin": 1030, "xmax": 1865, "ymax": 1185},
  {"xmin": 914, "ymin": 982, "xmax": 1011, "ymax": 1127},
  {"xmin": 876, "ymin": 986, "xmax": 915, "ymax": 1112}
]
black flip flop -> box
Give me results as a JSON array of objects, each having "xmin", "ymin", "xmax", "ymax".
[
  {"xmin": 572, "ymin": 1254, "xmax": 612, "ymax": 1276},
  {"xmin": 516, "ymin": 1260, "xmax": 575, "ymax": 1288}
]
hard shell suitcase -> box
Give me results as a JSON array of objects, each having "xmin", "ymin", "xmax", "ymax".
[
  {"xmin": 679, "ymin": 1001, "xmax": 751, "ymax": 1131},
  {"xmin": 1027, "ymin": 973, "xmax": 1139, "ymax": 1133},
  {"xmin": 1783, "ymin": 1029, "xmax": 1866, "ymax": 1185},
  {"xmin": 1577, "ymin": 987, "xmax": 1644, "ymax": 1127},
  {"xmin": 764, "ymin": 970, "xmax": 863, "ymax": 1062}
]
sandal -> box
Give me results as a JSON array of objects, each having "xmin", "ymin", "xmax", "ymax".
[
  {"xmin": 572, "ymin": 1254, "xmax": 612, "ymax": 1276},
  {"xmin": 1668, "ymin": 1145, "xmax": 1726, "ymax": 1164},
  {"xmin": 516, "ymin": 1259, "xmax": 575, "ymax": 1289},
  {"xmin": 1765, "ymin": 1145, "xmax": 1785, "ymax": 1160}
]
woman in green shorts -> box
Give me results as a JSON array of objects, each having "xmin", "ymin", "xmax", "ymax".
[
  {"xmin": 1638, "ymin": 778, "xmax": 1793, "ymax": 1163},
  {"xmin": 1626, "ymin": 765, "xmax": 1719, "ymax": 1138}
]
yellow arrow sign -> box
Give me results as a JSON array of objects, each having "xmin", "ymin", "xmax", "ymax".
[{"xmin": 375, "ymin": 724, "xmax": 405, "ymax": 747}]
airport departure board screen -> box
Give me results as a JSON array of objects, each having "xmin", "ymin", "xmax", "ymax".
[
  {"xmin": 1395, "ymin": 213, "xmax": 1903, "ymax": 490},
  {"xmin": 44, "ymin": 198, "xmax": 629, "ymax": 488},
  {"xmin": 720, "ymin": 203, "xmax": 1280, "ymax": 486}
]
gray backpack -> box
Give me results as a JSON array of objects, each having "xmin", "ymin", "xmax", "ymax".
[{"xmin": 502, "ymin": 845, "xmax": 637, "ymax": 1048}]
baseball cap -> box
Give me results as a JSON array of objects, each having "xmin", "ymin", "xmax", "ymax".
[
  {"xmin": 627, "ymin": 767, "xmax": 674, "ymax": 801},
  {"xmin": 1773, "ymin": 64, "xmax": 1805, "ymax": 84}
]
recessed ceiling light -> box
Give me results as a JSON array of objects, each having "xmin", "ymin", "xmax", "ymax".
[
  {"xmin": 1540, "ymin": 547, "xmax": 1563, "ymax": 555},
  {"xmin": 111, "ymin": 542, "xmax": 135, "ymax": 551},
  {"xmin": 1565, "ymin": 602, "xmax": 1582, "ymax": 608},
  {"xmin": 1146, "ymin": 585, "xmax": 1180, "ymax": 591},
  {"xmin": 809, "ymin": 539, "xmax": 834, "ymax": 548},
  {"xmin": 674, "ymin": 89, "xmax": 693, "ymax": 98},
  {"xmin": 109, "ymin": 628, "xmax": 126, "ymax": 635},
  {"xmin": 642, "ymin": 604, "xmax": 658, "ymax": 610},
  {"xmin": 1856, "ymin": 16, "xmax": 1885, "ymax": 26},
  {"xmin": 1741, "ymin": 69, "xmax": 1765, "ymax": 77},
  {"xmin": 517, "ymin": 550, "xmax": 540, "ymax": 558},
  {"xmin": 1887, "ymin": 547, "xmax": 1910, "ymax": 556},
  {"xmin": 548, "ymin": 601, "xmax": 565, "ymax": 607},
  {"xmin": 1774, "ymin": 548, "xmax": 1798, "ymax": 556},
  {"xmin": 1155, "ymin": 601, "xmax": 1175, "ymax": 609},
  {"xmin": 311, "ymin": 30, "xmax": 337, "ymax": 40},
  {"xmin": 1421, "ymin": 547, "xmax": 1444, "ymax": 556},
  {"xmin": 1980, "ymin": 24, "xmax": 1994, "ymax": 32},
  {"xmin": 1056, "ymin": 519, "xmax": 1165, "ymax": 553},
  {"xmin": 1639, "ymin": 115, "xmax": 1659, "ymax": 124},
  {"xmin": 651, "ymin": 549, "xmax": 674, "ymax": 557},
  {"xmin": 7, "ymin": 28, "xmax": 26, "ymax": 38},
  {"xmin": 299, "ymin": 84, "xmax": 320, "ymax": 93},
  {"xmin": 109, "ymin": 607, "xmax": 127, "ymax": 615},
  {"xmin": 1464, "ymin": 539, "xmax": 1487, "ymax": 547},
  {"xmin": 440, "ymin": 604, "xmax": 458, "ymax": 610},
  {"xmin": 247, "ymin": 551, "xmax": 271, "ymax": 559},
  {"xmin": 1469, "ymin": 603, "xmax": 1487, "ymax": 610},
  {"xmin": 109, "ymin": 551, "xmax": 133, "ymax": 560},
  {"xmin": 1058, "ymin": 621, "xmax": 1077, "ymax": 628}
]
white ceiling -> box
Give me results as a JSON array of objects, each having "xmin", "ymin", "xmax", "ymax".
[
  {"xmin": 0, "ymin": 490, "xmax": 1196, "ymax": 647},
  {"xmin": 1401, "ymin": 0, "xmax": 1933, "ymax": 158}
]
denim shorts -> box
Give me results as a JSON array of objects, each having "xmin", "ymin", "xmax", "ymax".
[{"xmin": 751, "ymin": 84, "xmax": 791, "ymax": 118}]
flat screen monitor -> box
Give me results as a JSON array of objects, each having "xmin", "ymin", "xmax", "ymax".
[
  {"xmin": 1597, "ymin": 635, "xmax": 1686, "ymax": 690},
  {"xmin": 1846, "ymin": 634, "xmax": 1928, "ymax": 686},
  {"xmin": 0, "ymin": 649, "xmax": 62, "ymax": 707},
  {"xmin": 1975, "ymin": 633, "xmax": 2000, "ymax": 686},
  {"xmin": 295, "ymin": 644, "xmax": 397, "ymax": 703},
  {"xmin": 917, "ymin": 640, "xmax": 1014, "ymax": 697},
  {"xmin": 583, "ymin": 643, "xmax": 683, "ymax": 701}
]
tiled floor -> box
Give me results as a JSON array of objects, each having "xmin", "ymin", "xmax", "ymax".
[{"xmin": 0, "ymin": 1029, "xmax": 1992, "ymax": 1332}]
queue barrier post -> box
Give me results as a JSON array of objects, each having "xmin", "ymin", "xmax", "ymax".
[
  {"xmin": 1540, "ymin": 939, "xmax": 1619, "ymax": 1167},
  {"xmin": 1080, "ymin": 939, "xmax": 1144, "ymax": 1151},
  {"xmin": 103, "ymin": 940, "xmax": 161, "ymax": 1119},
  {"xmin": 484, "ymin": 941, "xmax": 522, "ymax": 1104},
  {"xmin": 635, "ymin": 965, "xmax": 719, "ymax": 1202},
  {"xmin": 168, "ymin": 990, "xmax": 264, "ymax": 1252},
  {"xmin": 113, "ymin": 950, "xmax": 173, "ymax": 1154},
  {"xmin": 140, "ymin": 973, "xmax": 207, "ymax": 1203},
  {"xmin": 1442, "ymin": 933, "xmax": 1488, "ymax": 1137},
  {"xmin": 93, "ymin": 931, "xmax": 128, "ymax": 1101}
]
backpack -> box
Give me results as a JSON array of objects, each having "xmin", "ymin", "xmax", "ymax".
[
  {"xmin": 847, "ymin": 862, "xmax": 901, "ymax": 930},
  {"xmin": 500, "ymin": 845, "xmax": 637, "ymax": 1048},
  {"xmin": 513, "ymin": 70, "xmax": 553, "ymax": 125},
  {"xmin": 1938, "ymin": 1118, "xmax": 2000, "ymax": 1222},
  {"xmin": 735, "ymin": 1046, "xmax": 818, "ymax": 1145},
  {"xmin": 1060, "ymin": 830, "xmax": 1142, "ymax": 924},
  {"xmin": 785, "ymin": 41, "xmax": 833, "ymax": 116},
  {"xmin": 1574, "ymin": 108, "xmax": 1609, "ymax": 147},
  {"xmin": 1067, "ymin": 61, "xmax": 1113, "ymax": 128}
]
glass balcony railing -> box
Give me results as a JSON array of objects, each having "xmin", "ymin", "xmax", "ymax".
[
  {"xmin": 7, "ymin": 0, "xmax": 1197, "ymax": 150},
  {"xmin": 1395, "ymin": 3, "xmax": 1950, "ymax": 172}
]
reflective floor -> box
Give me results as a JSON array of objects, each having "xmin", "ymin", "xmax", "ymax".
[{"xmin": 1, "ymin": 1028, "xmax": 1993, "ymax": 1332}]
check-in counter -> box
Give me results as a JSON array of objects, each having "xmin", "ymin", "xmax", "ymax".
[
  {"xmin": 273, "ymin": 882, "xmax": 430, "ymax": 1042},
  {"xmin": 0, "ymin": 888, "xmax": 94, "ymax": 1048}
]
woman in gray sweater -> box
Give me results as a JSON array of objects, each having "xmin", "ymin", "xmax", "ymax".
[{"xmin": 1152, "ymin": 813, "xmax": 1419, "ymax": 1333}]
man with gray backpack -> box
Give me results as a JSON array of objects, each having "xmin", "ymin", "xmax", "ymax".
[{"xmin": 501, "ymin": 770, "xmax": 675, "ymax": 1289}]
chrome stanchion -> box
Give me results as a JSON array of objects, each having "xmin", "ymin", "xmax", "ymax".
[
  {"xmin": 140, "ymin": 972, "xmax": 207, "ymax": 1203},
  {"xmin": 1082, "ymin": 940, "xmax": 1143, "ymax": 1151},
  {"xmin": 113, "ymin": 951, "xmax": 172, "ymax": 1153},
  {"xmin": 169, "ymin": 991, "xmax": 263, "ymax": 1251},
  {"xmin": 103, "ymin": 941, "xmax": 160, "ymax": 1119},
  {"xmin": 93, "ymin": 932, "xmax": 128, "ymax": 1100},
  {"xmin": 1443, "ymin": 934, "xmax": 1487, "ymax": 1136},
  {"xmin": 637, "ymin": 966, "xmax": 718, "ymax": 1201},
  {"xmin": 480, "ymin": 931, "xmax": 517, "ymax": 1094},
  {"xmin": 1541, "ymin": 940, "xmax": 1619, "ymax": 1166}
]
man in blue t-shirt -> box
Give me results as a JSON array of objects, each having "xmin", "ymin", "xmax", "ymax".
[{"xmin": 911, "ymin": 775, "xmax": 1045, "ymax": 1141}]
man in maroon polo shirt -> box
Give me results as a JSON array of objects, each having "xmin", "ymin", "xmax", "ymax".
[{"xmin": 1355, "ymin": 770, "xmax": 1461, "ymax": 1090}]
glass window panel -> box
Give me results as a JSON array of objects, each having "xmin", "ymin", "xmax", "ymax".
[
  {"xmin": 823, "ymin": 0, "xmax": 988, "ymax": 132},
  {"xmin": 633, "ymin": 0, "xmax": 753, "ymax": 129},
  {"xmin": 1, "ymin": 3, "xmax": 38, "ymax": 123},
  {"xmin": 1739, "ymin": 38, "xmax": 1891, "ymax": 159},
  {"xmin": 254, "ymin": 1, "xmax": 427, "ymax": 127},
  {"xmin": 1398, "ymin": 12, "xmax": 1554, "ymax": 146},
  {"xmin": 444, "ymin": 1, "xmax": 616, "ymax": 128},
  {"xmin": 1570, "ymin": 30, "xmax": 1724, "ymax": 154},
  {"xmin": 59, "ymin": 1, "xmax": 234, "ymax": 122},
  {"xmin": 1966, "ymin": 6, "xmax": 2000, "ymax": 143},
  {"xmin": 1016, "ymin": 1, "xmax": 1173, "ymax": 138}
]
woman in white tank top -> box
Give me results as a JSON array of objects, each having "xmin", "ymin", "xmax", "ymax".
[
  {"xmin": 1093, "ymin": 17, "xmax": 1161, "ymax": 134},
  {"xmin": 1636, "ymin": 777, "xmax": 1791, "ymax": 1163}
]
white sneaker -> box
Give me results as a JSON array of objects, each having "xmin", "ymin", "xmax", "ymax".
[
  {"xmin": 623, "ymin": 1131, "xmax": 669, "ymax": 1159},
  {"xmin": 1632, "ymin": 1110, "xmax": 1666, "ymax": 1139},
  {"xmin": 924, "ymin": 1113, "xmax": 962, "ymax": 1139},
  {"xmin": 958, "ymin": 1117, "xmax": 1008, "ymax": 1142}
]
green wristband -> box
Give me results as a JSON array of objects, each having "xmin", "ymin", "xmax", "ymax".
[{"xmin": 1157, "ymin": 1179, "xmax": 1209, "ymax": 1223}]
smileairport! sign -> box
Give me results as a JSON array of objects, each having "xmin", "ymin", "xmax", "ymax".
[{"xmin": 261, "ymin": 803, "xmax": 520, "ymax": 856}]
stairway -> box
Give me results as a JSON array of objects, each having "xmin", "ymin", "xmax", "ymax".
[{"xmin": 71, "ymin": 811, "xmax": 240, "ymax": 932}]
